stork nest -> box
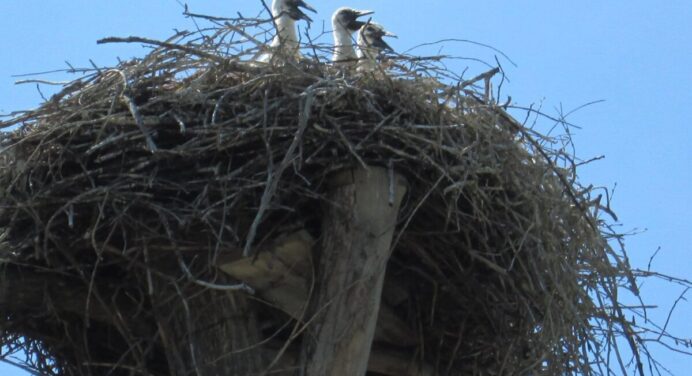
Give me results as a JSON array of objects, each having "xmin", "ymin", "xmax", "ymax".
[{"xmin": 0, "ymin": 12, "xmax": 671, "ymax": 376}]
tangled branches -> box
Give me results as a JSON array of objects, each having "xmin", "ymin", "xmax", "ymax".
[{"xmin": 0, "ymin": 11, "xmax": 687, "ymax": 376}]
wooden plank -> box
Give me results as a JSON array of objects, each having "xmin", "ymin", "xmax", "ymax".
[
  {"xmin": 302, "ymin": 166, "xmax": 408, "ymax": 376},
  {"xmin": 219, "ymin": 230, "xmax": 314, "ymax": 317}
]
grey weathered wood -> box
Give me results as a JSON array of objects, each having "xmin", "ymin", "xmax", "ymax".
[
  {"xmin": 189, "ymin": 290, "xmax": 268, "ymax": 375},
  {"xmin": 152, "ymin": 279, "xmax": 268, "ymax": 376},
  {"xmin": 302, "ymin": 166, "xmax": 407, "ymax": 376},
  {"xmin": 219, "ymin": 230, "xmax": 315, "ymax": 318}
]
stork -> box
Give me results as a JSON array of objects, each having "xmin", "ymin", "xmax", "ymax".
[
  {"xmin": 331, "ymin": 7, "xmax": 374, "ymax": 63},
  {"xmin": 356, "ymin": 22, "xmax": 396, "ymax": 72},
  {"xmin": 256, "ymin": 0, "xmax": 316, "ymax": 62}
]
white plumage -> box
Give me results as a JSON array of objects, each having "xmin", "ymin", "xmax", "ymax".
[
  {"xmin": 356, "ymin": 22, "xmax": 396, "ymax": 72},
  {"xmin": 256, "ymin": 0, "xmax": 316, "ymax": 62},
  {"xmin": 331, "ymin": 7, "xmax": 374, "ymax": 63}
]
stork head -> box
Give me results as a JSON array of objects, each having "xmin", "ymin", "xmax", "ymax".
[
  {"xmin": 275, "ymin": 0, "xmax": 317, "ymax": 23},
  {"xmin": 332, "ymin": 7, "xmax": 375, "ymax": 32},
  {"xmin": 359, "ymin": 22, "xmax": 397, "ymax": 53}
]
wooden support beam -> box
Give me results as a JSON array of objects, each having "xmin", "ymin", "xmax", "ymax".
[
  {"xmin": 150, "ymin": 279, "xmax": 269, "ymax": 376},
  {"xmin": 302, "ymin": 166, "xmax": 408, "ymax": 376}
]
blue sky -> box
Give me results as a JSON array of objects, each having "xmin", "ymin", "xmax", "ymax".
[{"xmin": 1, "ymin": 1, "xmax": 690, "ymax": 374}]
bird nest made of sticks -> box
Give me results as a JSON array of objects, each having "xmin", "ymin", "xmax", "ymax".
[{"xmin": 0, "ymin": 14, "xmax": 654, "ymax": 376}]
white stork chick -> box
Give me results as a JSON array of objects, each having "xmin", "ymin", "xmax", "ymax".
[
  {"xmin": 356, "ymin": 22, "xmax": 396, "ymax": 72},
  {"xmin": 256, "ymin": 0, "xmax": 317, "ymax": 62},
  {"xmin": 331, "ymin": 7, "xmax": 375, "ymax": 63}
]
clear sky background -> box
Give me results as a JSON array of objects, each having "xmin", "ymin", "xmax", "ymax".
[{"xmin": 0, "ymin": 1, "xmax": 690, "ymax": 375}]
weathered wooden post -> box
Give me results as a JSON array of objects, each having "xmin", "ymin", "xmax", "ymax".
[{"xmin": 302, "ymin": 166, "xmax": 408, "ymax": 376}]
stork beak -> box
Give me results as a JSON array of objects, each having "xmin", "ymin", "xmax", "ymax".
[
  {"xmin": 297, "ymin": 0, "xmax": 317, "ymax": 14},
  {"xmin": 371, "ymin": 28, "xmax": 396, "ymax": 52},
  {"xmin": 356, "ymin": 10, "xmax": 375, "ymax": 17},
  {"xmin": 349, "ymin": 10, "xmax": 376, "ymax": 30},
  {"xmin": 382, "ymin": 27, "xmax": 397, "ymax": 51},
  {"xmin": 290, "ymin": 0, "xmax": 316, "ymax": 23},
  {"xmin": 374, "ymin": 38, "xmax": 394, "ymax": 52}
]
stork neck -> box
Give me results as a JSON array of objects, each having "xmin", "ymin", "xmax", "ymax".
[
  {"xmin": 332, "ymin": 23, "xmax": 356, "ymax": 62},
  {"xmin": 356, "ymin": 44, "xmax": 377, "ymax": 72},
  {"xmin": 356, "ymin": 35, "xmax": 377, "ymax": 62},
  {"xmin": 271, "ymin": 15, "xmax": 298, "ymax": 47}
]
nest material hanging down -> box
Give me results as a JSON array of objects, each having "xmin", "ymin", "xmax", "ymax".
[{"xmin": 0, "ymin": 17, "xmax": 647, "ymax": 376}]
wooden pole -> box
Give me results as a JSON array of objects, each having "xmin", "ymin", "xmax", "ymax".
[
  {"xmin": 302, "ymin": 166, "xmax": 407, "ymax": 376},
  {"xmin": 151, "ymin": 277, "xmax": 268, "ymax": 376}
]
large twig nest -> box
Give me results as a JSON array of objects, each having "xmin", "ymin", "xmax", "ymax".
[{"xmin": 0, "ymin": 15, "xmax": 650, "ymax": 376}]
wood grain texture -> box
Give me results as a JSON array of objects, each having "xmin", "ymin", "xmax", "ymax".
[{"xmin": 302, "ymin": 166, "xmax": 407, "ymax": 376}]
